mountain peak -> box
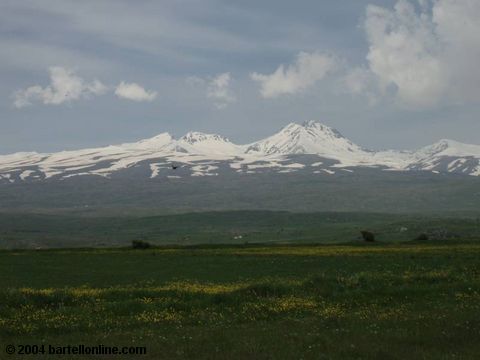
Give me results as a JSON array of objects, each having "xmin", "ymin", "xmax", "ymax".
[
  {"xmin": 301, "ymin": 120, "xmax": 326, "ymax": 129},
  {"xmin": 416, "ymin": 138, "xmax": 480, "ymax": 158},
  {"xmin": 2, "ymin": 123, "xmax": 480, "ymax": 181},
  {"xmin": 246, "ymin": 120, "xmax": 362, "ymax": 157},
  {"xmin": 280, "ymin": 121, "xmax": 345, "ymax": 138},
  {"xmin": 177, "ymin": 131, "xmax": 241, "ymax": 155},
  {"xmin": 180, "ymin": 132, "xmax": 230, "ymax": 145},
  {"xmin": 129, "ymin": 132, "xmax": 174, "ymax": 149}
]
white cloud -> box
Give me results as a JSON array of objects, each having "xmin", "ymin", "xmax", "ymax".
[
  {"xmin": 250, "ymin": 51, "xmax": 337, "ymax": 98},
  {"xmin": 206, "ymin": 73, "xmax": 236, "ymax": 109},
  {"xmin": 186, "ymin": 73, "xmax": 236, "ymax": 109},
  {"xmin": 13, "ymin": 68, "xmax": 159, "ymax": 107},
  {"xmin": 432, "ymin": 0, "xmax": 480, "ymax": 103},
  {"xmin": 342, "ymin": 67, "xmax": 378, "ymax": 106},
  {"xmin": 343, "ymin": 67, "xmax": 371, "ymax": 95},
  {"xmin": 363, "ymin": 0, "xmax": 480, "ymax": 108},
  {"xmin": 114, "ymin": 82, "xmax": 157, "ymax": 102},
  {"xmin": 13, "ymin": 67, "xmax": 107, "ymax": 108}
]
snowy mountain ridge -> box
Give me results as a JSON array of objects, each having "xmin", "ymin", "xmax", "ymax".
[
  {"xmin": 245, "ymin": 121, "xmax": 366, "ymax": 157},
  {"xmin": 1, "ymin": 120, "xmax": 480, "ymax": 182}
]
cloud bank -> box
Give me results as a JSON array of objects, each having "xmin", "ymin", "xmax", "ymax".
[
  {"xmin": 11, "ymin": 1, "xmax": 480, "ymax": 114},
  {"xmin": 13, "ymin": 67, "xmax": 107, "ymax": 108},
  {"xmin": 13, "ymin": 67, "xmax": 158, "ymax": 107},
  {"xmin": 362, "ymin": 0, "xmax": 480, "ymax": 108},
  {"xmin": 251, "ymin": 52, "xmax": 337, "ymax": 98},
  {"xmin": 249, "ymin": 0, "xmax": 480, "ymax": 110}
]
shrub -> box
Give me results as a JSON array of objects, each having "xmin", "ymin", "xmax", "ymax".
[
  {"xmin": 132, "ymin": 240, "xmax": 151, "ymax": 249},
  {"xmin": 415, "ymin": 233, "xmax": 429, "ymax": 241},
  {"xmin": 360, "ymin": 230, "xmax": 375, "ymax": 242}
]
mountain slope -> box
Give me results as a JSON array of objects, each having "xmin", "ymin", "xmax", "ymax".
[
  {"xmin": 1, "ymin": 121, "xmax": 479, "ymax": 182},
  {"xmin": 176, "ymin": 132, "xmax": 245, "ymax": 155},
  {"xmin": 407, "ymin": 139, "xmax": 480, "ymax": 176},
  {"xmin": 246, "ymin": 121, "xmax": 367, "ymax": 158}
]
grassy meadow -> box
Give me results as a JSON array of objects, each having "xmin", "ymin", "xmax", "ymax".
[
  {"xmin": 1, "ymin": 210, "xmax": 480, "ymax": 248},
  {"xmin": 1, "ymin": 240, "xmax": 480, "ymax": 359}
]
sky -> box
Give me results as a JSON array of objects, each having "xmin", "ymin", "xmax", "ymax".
[{"xmin": 1, "ymin": 0, "xmax": 479, "ymax": 153}]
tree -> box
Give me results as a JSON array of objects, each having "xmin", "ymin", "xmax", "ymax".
[
  {"xmin": 360, "ymin": 230, "xmax": 375, "ymax": 242},
  {"xmin": 132, "ymin": 240, "xmax": 151, "ymax": 249}
]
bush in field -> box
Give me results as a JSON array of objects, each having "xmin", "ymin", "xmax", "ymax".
[
  {"xmin": 415, "ymin": 233, "xmax": 429, "ymax": 241},
  {"xmin": 360, "ymin": 230, "xmax": 375, "ymax": 242},
  {"xmin": 131, "ymin": 240, "xmax": 151, "ymax": 249}
]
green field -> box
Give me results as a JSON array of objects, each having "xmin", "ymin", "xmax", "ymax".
[
  {"xmin": 1, "ymin": 210, "xmax": 480, "ymax": 248},
  {"xmin": 1, "ymin": 240, "xmax": 480, "ymax": 359}
]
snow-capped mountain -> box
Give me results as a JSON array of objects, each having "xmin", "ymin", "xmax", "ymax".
[
  {"xmin": 1, "ymin": 120, "xmax": 479, "ymax": 183},
  {"xmin": 246, "ymin": 121, "xmax": 367, "ymax": 158},
  {"xmin": 407, "ymin": 139, "xmax": 480, "ymax": 176},
  {"xmin": 177, "ymin": 132, "xmax": 243, "ymax": 155}
]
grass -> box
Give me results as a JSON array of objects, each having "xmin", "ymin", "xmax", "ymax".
[
  {"xmin": 1, "ymin": 241, "xmax": 480, "ymax": 359},
  {"xmin": 1, "ymin": 210, "xmax": 480, "ymax": 248}
]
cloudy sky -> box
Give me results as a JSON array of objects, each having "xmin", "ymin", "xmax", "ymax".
[{"xmin": 1, "ymin": 0, "xmax": 479, "ymax": 153}]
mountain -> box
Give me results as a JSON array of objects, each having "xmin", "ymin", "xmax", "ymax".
[
  {"xmin": 245, "ymin": 121, "xmax": 370, "ymax": 162},
  {"xmin": 406, "ymin": 139, "xmax": 480, "ymax": 176},
  {"xmin": 177, "ymin": 132, "xmax": 244, "ymax": 155},
  {"xmin": 0, "ymin": 121, "xmax": 480, "ymax": 183},
  {"xmin": 245, "ymin": 121, "xmax": 361, "ymax": 154}
]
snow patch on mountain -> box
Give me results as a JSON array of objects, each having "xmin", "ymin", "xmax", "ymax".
[
  {"xmin": 178, "ymin": 132, "xmax": 242, "ymax": 154},
  {"xmin": 414, "ymin": 139, "xmax": 480, "ymax": 159},
  {"xmin": 246, "ymin": 121, "xmax": 366, "ymax": 159},
  {"xmin": 1, "ymin": 121, "xmax": 480, "ymax": 181}
]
